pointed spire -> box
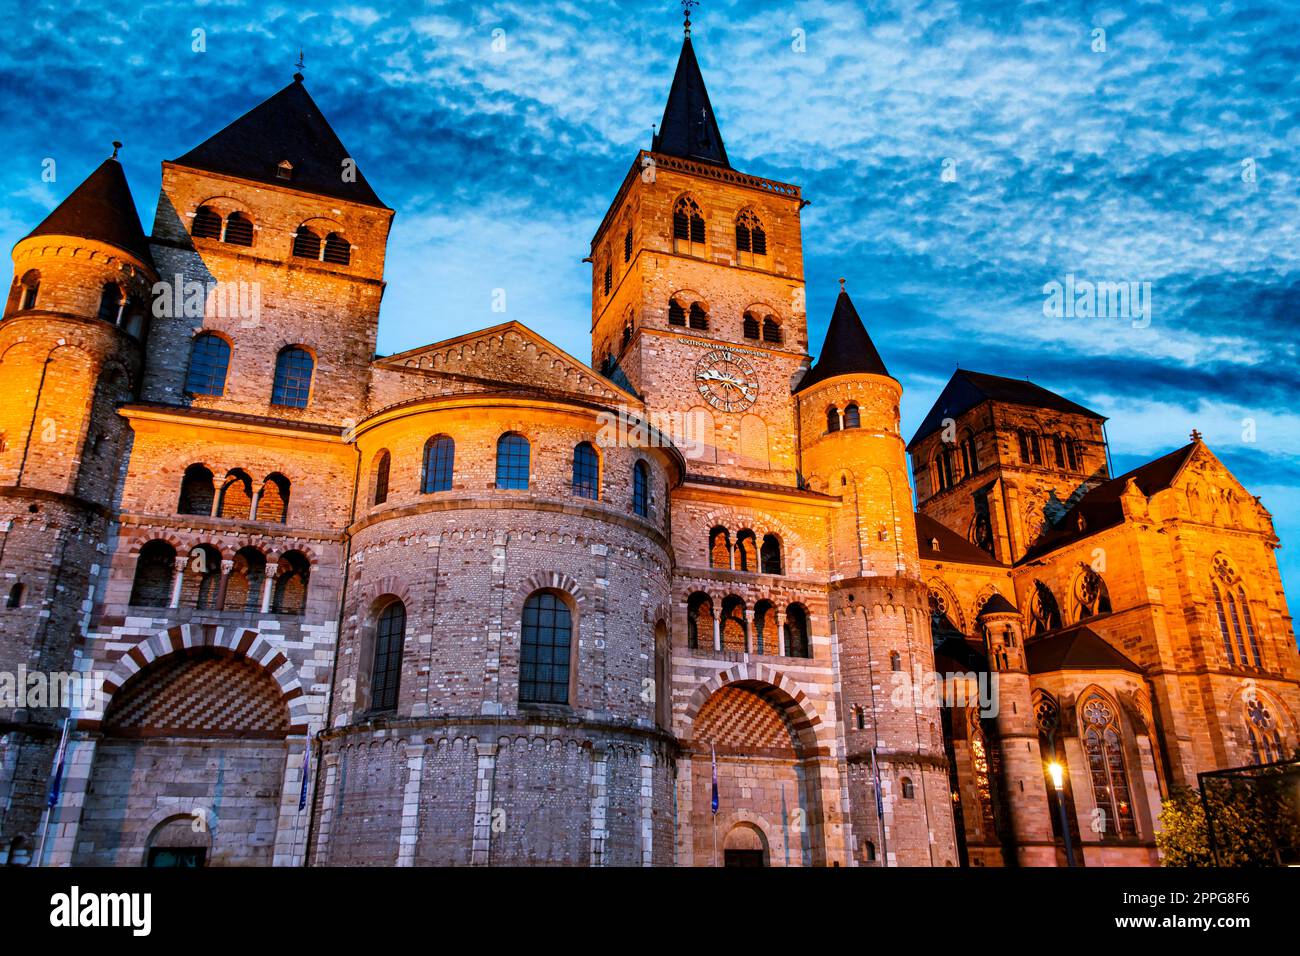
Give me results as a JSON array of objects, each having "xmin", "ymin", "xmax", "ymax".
[
  {"xmin": 172, "ymin": 78, "xmax": 386, "ymax": 208},
  {"xmin": 26, "ymin": 150, "xmax": 152, "ymax": 265},
  {"xmin": 796, "ymin": 283, "xmax": 890, "ymax": 392},
  {"xmin": 652, "ymin": 15, "xmax": 729, "ymax": 168}
]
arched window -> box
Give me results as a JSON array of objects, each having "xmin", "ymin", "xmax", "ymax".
[
  {"xmin": 322, "ymin": 232, "xmax": 351, "ymax": 265},
  {"xmin": 854, "ymin": 706, "xmax": 866, "ymax": 730},
  {"xmin": 688, "ymin": 303, "xmax": 708, "ymax": 330},
  {"xmin": 7, "ymin": 583, "xmax": 24, "ymax": 608},
  {"xmin": 370, "ymin": 600, "xmax": 406, "ymax": 713},
  {"xmin": 572, "ymin": 442, "xmax": 599, "ymax": 499},
  {"xmin": 735, "ymin": 210, "xmax": 766, "ymax": 259},
  {"xmin": 1067, "ymin": 440, "xmax": 1081, "ymax": 471},
  {"xmin": 760, "ymin": 534, "xmax": 782, "ymax": 574},
  {"xmin": 258, "ymin": 473, "xmax": 289, "ymax": 523},
  {"xmin": 735, "ymin": 530, "xmax": 757, "ymax": 572},
  {"xmin": 520, "ymin": 591, "xmax": 573, "ymax": 705},
  {"xmin": 372, "ymin": 450, "xmax": 391, "ymax": 505},
  {"xmin": 130, "ymin": 541, "xmax": 176, "ymax": 607},
  {"xmin": 687, "ymin": 592, "xmax": 713, "ymax": 650},
  {"xmin": 708, "ymin": 526, "xmax": 731, "ymax": 569},
  {"xmin": 224, "ymin": 547, "xmax": 266, "ymax": 612},
  {"xmin": 889, "ymin": 650, "xmax": 902, "ymax": 671},
  {"xmin": 742, "ymin": 312, "xmax": 759, "ymax": 339},
  {"xmin": 495, "ymin": 433, "xmax": 530, "ymax": 490},
  {"xmin": 218, "ymin": 470, "xmax": 253, "ymax": 519},
  {"xmin": 179, "ymin": 545, "xmax": 221, "ymax": 610},
  {"xmin": 1212, "ymin": 581, "xmax": 1245, "ymax": 666},
  {"xmin": 901, "ymin": 777, "xmax": 915, "ymax": 799},
  {"xmin": 827, "ymin": 406, "xmax": 841, "ymax": 433},
  {"xmin": 291, "ymin": 226, "xmax": 322, "ymax": 260},
  {"xmin": 863, "ymin": 840, "xmax": 876, "ymax": 862},
  {"xmin": 1052, "ymin": 435, "xmax": 1066, "ymax": 469},
  {"xmin": 754, "ymin": 600, "xmax": 776, "ymax": 655},
  {"xmin": 1029, "ymin": 580, "xmax": 1062, "ymax": 635},
  {"xmin": 191, "ymin": 206, "xmax": 222, "ymax": 240},
  {"xmin": 97, "ymin": 282, "xmax": 123, "ymax": 323},
  {"xmin": 272, "ymin": 551, "xmax": 310, "ymax": 615},
  {"xmin": 177, "ymin": 464, "xmax": 215, "ymax": 516},
  {"xmin": 785, "ymin": 603, "xmax": 810, "ymax": 658},
  {"xmin": 934, "ymin": 447, "xmax": 956, "ymax": 491},
  {"xmin": 1236, "ymin": 587, "xmax": 1262, "ymax": 668},
  {"xmin": 720, "ymin": 596, "xmax": 747, "ymax": 652},
  {"xmin": 959, "ymin": 429, "xmax": 978, "ymax": 475},
  {"xmin": 632, "ymin": 460, "xmax": 649, "ymax": 517},
  {"xmin": 761, "ymin": 317, "xmax": 781, "ymax": 344},
  {"xmin": 184, "ymin": 334, "xmax": 231, "ymax": 397},
  {"xmin": 271, "ymin": 346, "xmax": 313, "ymax": 408},
  {"xmin": 653, "ymin": 621, "xmax": 670, "ymax": 729},
  {"xmin": 17, "ymin": 270, "xmax": 40, "ymax": 310},
  {"xmin": 223, "ymin": 212, "xmax": 254, "ymax": 246},
  {"xmin": 1018, "ymin": 429, "xmax": 1042, "ymax": 465},
  {"xmin": 423, "ymin": 435, "xmax": 455, "ymax": 493},
  {"xmin": 843, "ymin": 403, "xmax": 861, "ymax": 429},
  {"xmin": 121, "ymin": 295, "xmax": 146, "ymax": 338},
  {"xmin": 1079, "ymin": 693, "xmax": 1137, "ymax": 839},
  {"xmin": 1245, "ymin": 696, "xmax": 1286, "ymax": 764},
  {"xmin": 673, "ymin": 196, "xmax": 705, "ymax": 252},
  {"xmin": 668, "ymin": 298, "xmax": 686, "ymax": 326},
  {"xmin": 1072, "ymin": 565, "xmax": 1112, "ymax": 621}
]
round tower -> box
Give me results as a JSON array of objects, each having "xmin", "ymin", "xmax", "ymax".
[
  {"xmin": 796, "ymin": 282, "xmax": 956, "ymax": 866},
  {"xmin": 0, "ymin": 148, "xmax": 155, "ymax": 862}
]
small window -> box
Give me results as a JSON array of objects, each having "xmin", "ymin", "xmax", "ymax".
[
  {"xmin": 688, "ymin": 303, "xmax": 708, "ymax": 330},
  {"xmin": 271, "ymin": 347, "xmax": 313, "ymax": 408},
  {"xmin": 827, "ymin": 407, "xmax": 841, "ymax": 433},
  {"xmin": 632, "ymin": 460, "xmax": 649, "ymax": 517},
  {"xmin": 901, "ymin": 777, "xmax": 915, "ymax": 799},
  {"xmin": 17, "ymin": 271, "xmax": 39, "ymax": 310},
  {"xmin": 97, "ymin": 283, "xmax": 123, "ymax": 323},
  {"xmin": 890, "ymin": 650, "xmax": 902, "ymax": 671},
  {"xmin": 855, "ymin": 707, "xmax": 866, "ymax": 731},
  {"xmin": 742, "ymin": 313, "xmax": 759, "ymax": 338},
  {"xmin": 191, "ymin": 206, "xmax": 222, "ymax": 240},
  {"xmin": 520, "ymin": 591, "xmax": 572, "ymax": 705},
  {"xmin": 292, "ymin": 227, "xmax": 322, "ymax": 260},
  {"xmin": 572, "ymin": 442, "xmax": 599, "ymax": 500},
  {"xmin": 130, "ymin": 541, "xmax": 177, "ymax": 608},
  {"xmin": 184, "ymin": 334, "xmax": 231, "ymax": 397},
  {"xmin": 272, "ymin": 551, "xmax": 310, "ymax": 615},
  {"xmin": 6, "ymin": 583, "xmax": 23, "ymax": 608},
  {"xmin": 843, "ymin": 403, "xmax": 861, "ymax": 429},
  {"xmin": 762, "ymin": 317, "xmax": 781, "ymax": 343},
  {"xmin": 322, "ymin": 232, "xmax": 351, "ymax": 265},
  {"xmin": 423, "ymin": 436, "xmax": 455, "ymax": 493},
  {"xmin": 760, "ymin": 534, "xmax": 782, "ymax": 574},
  {"xmin": 373, "ymin": 450, "xmax": 391, "ymax": 505},
  {"xmin": 277, "ymin": 160, "xmax": 294, "ymax": 180},
  {"xmin": 370, "ymin": 600, "xmax": 405, "ymax": 713},
  {"xmin": 496, "ymin": 433, "xmax": 530, "ymax": 490},
  {"xmin": 223, "ymin": 212, "xmax": 253, "ymax": 246},
  {"xmin": 668, "ymin": 299, "xmax": 686, "ymax": 326},
  {"xmin": 603, "ymin": 260, "xmax": 612, "ymax": 296},
  {"xmin": 177, "ymin": 464, "xmax": 216, "ymax": 516},
  {"xmin": 624, "ymin": 225, "xmax": 633, "ymax": 262}
]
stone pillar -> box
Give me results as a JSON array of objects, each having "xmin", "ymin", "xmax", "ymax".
[
  {"xmin": 776, "ymin": 608, "xmax": 787, "ymax": 657},
  {"xmin": 311, "ymin": 752, "xmax": 340, "ymax": 867},
  {"xmin": 272, "ymin": 734, "xmax": 312, "ymax": 867},
  {"xmin": 743, "ymin": 609, "xmax": 755, "ymax": 653},
  {"xmin": 249, "ymin": 489, "xmax": 261, "ymax": 522},
  {"xmin": 215, "ymin": 558, "xmax": 234, "ymax": 611},
  {"xmin": 471, "ymin": 742, "xmax": 498, "ymax": 866},
  {"xmin": 712, "ymin": 609, "xmax": 721, "ymax": 652},
  {"xmin": 41, "ymin": 731, "xmax": 98, "ymax": 866},
  {"xmin": 260, "ymin": 564, "xmax": 278, "ymax": 614},
  {"xmin": 169, "ymin": 555, "xmax": 187, "ymax": 609},
  {"xmin": 676, "ymin": 756, "xmax": 694, "ymax": 867},
  {"xmin": 639, "ymin": 748, "xmax": 655, "ymax": 867},
  {"xmin": 588, "ymin": 745, "xmax": 608, "ymax": 866},
  {"xmin": 396, "ymin": 740, "xmax": 425, "ymax": 866}
]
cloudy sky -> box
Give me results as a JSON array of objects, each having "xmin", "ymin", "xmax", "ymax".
[{"xmin": 4, "ymin": 0, "xmax": 1298, "ymax": 601}]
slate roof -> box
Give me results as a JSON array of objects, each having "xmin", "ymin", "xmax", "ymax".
[
  {"xmin": 916, "ymin": 512, "xmax": 1005, "ymax": 567},
  {"xmin": 1025, "ymin": 622, "xmax": 1142, "ymax": 674},
  {"xmin": 26, "ymin": 157, "xmax": 153, "ymax": 264},
  {"xmin": 652, "ymin": 37, "xmax": 730, "ymax": 167},
  {"xmin": 795, "ymin": 289, "xmax": 890, "ymax": 392}
]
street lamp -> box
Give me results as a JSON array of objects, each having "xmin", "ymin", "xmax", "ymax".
[{"xmin": 1047, "ymin": 760, "xmax": 1077, "ymax": 868}]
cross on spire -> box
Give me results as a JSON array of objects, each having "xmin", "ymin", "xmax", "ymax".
[
  {"xmin": 1190, "ymin": 428, "xmax": 1203, "ymax": 442},
  {"xmin": 110, "ymin": 141, "xmax": 122, "ymax": 160}
]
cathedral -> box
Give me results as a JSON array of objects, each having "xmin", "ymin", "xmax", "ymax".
[{"xmin": 1, "ymin": 26, "xmax": 1296, "ymax": 868}]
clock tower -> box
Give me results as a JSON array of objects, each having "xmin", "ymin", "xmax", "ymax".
[{"xmin": 589, "ymin": 26, "xmax": 809, "ymax": 483}]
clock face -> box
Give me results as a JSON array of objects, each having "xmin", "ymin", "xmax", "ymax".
[{"xmin": 695, "ymin": 348, "xmax": 758, "ymax": 412}]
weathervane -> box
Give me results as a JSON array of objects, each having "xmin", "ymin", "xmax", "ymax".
[{"xmin": 683, "ymin": 0, "xmax": 699, "ymax": 36}]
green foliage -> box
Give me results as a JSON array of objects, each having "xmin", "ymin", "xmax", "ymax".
[{"xmin": 1158, "ymin": 763, "xmax": 1300, "ymax": 867}]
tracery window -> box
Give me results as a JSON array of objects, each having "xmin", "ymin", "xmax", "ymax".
[
  {"xmin": 1029, "ymin": 580, "xmax": 1062, "ymax": 635},
  {"xmin": 1072, "ymin": 565, "xmax": 1112, "ymax": 621},
  {"xmin": 673, "ymin": 196, "xmax": 706, "ymax": 251},
  {"xmin": 968, "ymin": 708, "xmax": 997, "ymax": 838},
  {"xmin": 1245, "ymin": 696, "xmax": 1285, "ymax": 765},
  {"xmin": 735, "ymin": 210, "xmax": 766, "ymax": 259},
  {"xmin": 1080, "ymin": 693, "xmax": 1137, "ymax": 839}
]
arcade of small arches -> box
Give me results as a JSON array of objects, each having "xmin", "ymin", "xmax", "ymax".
[
  {"xmin": 6, "ymin": 269, "xmax": 148, "ymax": 338},
  {"xmin": 825, "ymin": 402, "xmax": 862, "ymax": 434},
  {"xmin": 191, "ymin": 203, "xmax": 353, "ymax": 266},
  {"xmin": 178, "ymin": 464, "xmax": 291, "ymax": 523},
  {"xmin": 128, "ymin": 540, "xmax": 311, "ymax": 615},
  {"xmin": 685, "ymin": 591, "xmax": 811, "ymax": 658},
  {"xmin": 707, "ymin": 526, "xmax": 783, "ymax": 574}
]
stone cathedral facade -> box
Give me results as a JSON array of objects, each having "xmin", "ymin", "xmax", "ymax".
[{"xmin": 1, "ymin": 31, "xmax": 1296, "ymax": 868}]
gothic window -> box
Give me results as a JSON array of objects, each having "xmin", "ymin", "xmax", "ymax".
[
  {"xmin": 1072, "ymin": 565, "xmax": 1112, "ymax": 621},
  {"xmin": 968, "ymin": 708, "xmax": 997, "ymax": 838},
  {"xmin": 223, "ymin": 212, "xmax": 254, "ymax": 246},
  {"xmin": 827, "ymin": 406, "xmax": 841, "ymax": 433},
  {"xmin": 1237, "ymin": 587, "xmax": 1262, "ymax": 668},
  {"xmin": 673, "ymin": 196, "xmax": 705, "ymax": 252},
  {"xmin": 688, "ymin": 303, "xmax": 708, "ymax": 330},
  {"xmin": 1029, "ymin": 580, "xmax": 1062, "ymax": 635},
  {"xmin": 970, "ymin": 491, "xmax": 994, "ymax": 555},
  {"xmin": 6, "ymin": 583, "xmax": 22, "ymax": 608},
  {"xmin": 225, "ymin": 546, "xmax": 266, "ymax": 612},
  {"xmin": 520, "ymin": 591, "xmax": 573, "ymax": 705},
  {"xmin": 121, "ymin": 295, "xmax": 146, "ymax": 338},
  {"xmin": 423, "ymin": 435, "xmax": 455, "ymax": 493},
  {"xmin": 177, "ymin": 464, "xmax": 216, "ymax": 516},
  {"xmin": 192, "ymin": 206, "xmax": 223, "ymax": 240},
  {"xmin": 97, "ymin": 282, "xmax": 123, "ymax": 323},
  {"xmin": 760, "ymin": 534, "xmax": 782, "ymax": 574},
  {"xmin": 291, "ymin": 226, "xmax": 321, "ymax": 260},
  {"xmin": 687, "ymin": 592, "xmax": 713, "ymax": 650},
  {"xmin": 372, "ymin": 450, "xmax": 391, "ymax": 505},
  {"xmin": 218, "ymin": 469, "xmax": 253, "ymax": 519},
  {"xmin": 495, "ymin": 433, "xmax": 530, "ymax": 490},
  {"xmin": 272, "ymin": 551, "xmax": 310, "ymax": 615},
  {"xmin": 130, "ymin": 541, "xmax": 176, "ymax": 607},
  {"xmin": 668, "ymin": 298, "xmax": 686, "ymax": 326},
  {"xmin": 322, "ymin": 232, "xmax": 351, "ymax": 265},
  {"xmin": 1018, "ymin": 429, "xmax": 1042, "ymax": 465},
  {"xmin": 959, "ymin": 429, "xmax": 978, "ymax": 475},
  {"xmin": 1211, "ymin": 580, "xmax": 1238, "ymax": 665},
  {"xmin": 720, "ymin": 595, "xmax": 747, "ymax": 652},
  {"xmin": 1224, "ymin": 586, "xmax": 1259, "ymax": 669},
  {"xmin": 708, "ymin": 526, "xmax": 730, "ymax": 569},
  {"xmin": 632, "ymin": 459, "xmax": 649, "ymax": 517},
  {"xmin": 1080, "ymin": 693, "xmax": 1137, "ymax": 839},
  {"xmin": 572, "ymin": 441, "xmax": 599, "ymax": 500},
  {"xmin": 370, "ymin": 600, "xmax": 406, "ymax": 713},
  {"xmin": 743, "ymin": 312, "xmax": 760, "ymax": 339},
  {"xmin": 761, "ymin": 316, "xmax": 782, "ymax": 344},
  {"xmin": 271, "ymin": 346, "xmax": 314, "ymax": 408},
  {"xmin": 184, "ymin": 334, "xmax": 231, "ymax": 397},
  {"xmin": 843, "ymin": 403, "xmax": 861, "ymax": 429},
  {"xmin": 1245, "ymin": 696, "xmax": 1285, "ymax": 764},
  {"xmin": 785, "ymin": 603, "xmax": 810, "ymax": 658},
  {"xmin": 258, "ymin": 473, "xmax": 290, "ymax": 523},
  {"xmin": 735, "ymin": 530, "xmax": 757, "ymax": 572},
  {"xmin": 901, "ymin": 777, "xmax": 915, "ymax": 799},
  {"xmin": 934, "ymin": 447, "xmax": 956, "ymax": 492},
  {"xmin": 735, "ymin": 210, "xmax": 766, "ymax": 261},
  {"xmin": 624, "ymin": 225, "xmax": 633, "ymax": 262}
]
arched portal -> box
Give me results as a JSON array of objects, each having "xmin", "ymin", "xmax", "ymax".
[{"xmin": 687, "ymin": 678, "xmax": 825, "ymax": 866}]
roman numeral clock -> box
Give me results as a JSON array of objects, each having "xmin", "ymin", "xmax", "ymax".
[{"xmin": 695, "ymin": 347, "xmax": 758, "ymax": 413}]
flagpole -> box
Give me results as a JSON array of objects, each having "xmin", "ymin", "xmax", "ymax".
[
  {"xmin": 710, "ymin": 740, "xmax": 718, "ymax": 867},
  {"xmin": 37, "ymin": 716, "xmax": 71, "ymax": 867}
]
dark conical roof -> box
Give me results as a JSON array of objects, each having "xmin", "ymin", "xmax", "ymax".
[
  {"xmin": 795, "ymin": 289, "xmax": 890, "ymax": 391},
  {"xmin": 27, "ymin": 157, "xmax": 152, "ymax": 264},
  {"xmin": 652, "ymin": 37, "xmax": 729, "ymax": 167},
  {"xmin": 172, "ymin": 76, "xmax": 386, "ymax": 208},
  {"xmin": 979, "ymin": 593, "xmax": 1019, "ymax": 616}
]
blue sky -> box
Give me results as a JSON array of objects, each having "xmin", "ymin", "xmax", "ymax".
[{"xmin": 3, "ymin": 0, "xmax": 1298, "ymax": 603}]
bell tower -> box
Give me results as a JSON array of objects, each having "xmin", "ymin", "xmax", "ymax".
[{"xmin": 589, "ymin": 20, "xmax": 808, "ymax": 483}]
